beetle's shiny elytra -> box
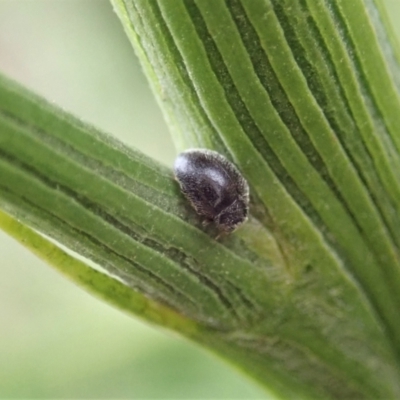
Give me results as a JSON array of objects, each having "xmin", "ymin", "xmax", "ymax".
[{"xmin": 174, "ymin": 149, "xmax": 249, "ymax": 233}]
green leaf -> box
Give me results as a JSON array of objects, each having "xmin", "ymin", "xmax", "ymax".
[
  {"xmin": 1, "ymin": 0, "xmax": 400, "ymax": 397},
  {"xmin": 0, "ymin": 209, "xmax": 198, "ymax": 334},
  {"xmin": 110, "ymin": 0, "xmax": 400, "ymax": 398},
  {"xmin": 0, "ymin": 75, "xmax": 274, "ymax": 329}
]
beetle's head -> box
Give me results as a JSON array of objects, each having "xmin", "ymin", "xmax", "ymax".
[{"xmin": 215, "ymin": 199, "xmax": 248, "ymax": 233}]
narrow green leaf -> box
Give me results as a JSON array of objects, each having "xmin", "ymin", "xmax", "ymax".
[
  {"xmin": 0, "ymin": 74, "xmax": 283, "ymax": 330},
  {"xmin": 0, "ymin": 209, "xmax": 199, "ymax": 335},
  {"xmin": 111, "ymin": 0, "xmax": 400, "ymax": 398}
]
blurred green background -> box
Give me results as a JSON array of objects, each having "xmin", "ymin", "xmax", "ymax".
[{"xmin": 0, "ymin": 1, "xmax": 399, "ymax": 398}]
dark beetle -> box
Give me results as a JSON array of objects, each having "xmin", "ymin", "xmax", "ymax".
[{"xmin": 174, "ymin": 149, "xmax": 249, "ymax": 233}]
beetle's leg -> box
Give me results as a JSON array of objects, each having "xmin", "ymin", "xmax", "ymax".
[{"xmin": 202, "ymin": 218, "xmax": 213, "ymax": 227}]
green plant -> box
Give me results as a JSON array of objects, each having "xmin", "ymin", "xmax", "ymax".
[{"xmin": 1, "ymin": 0, "xmax": 400, "ymax": 398}]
